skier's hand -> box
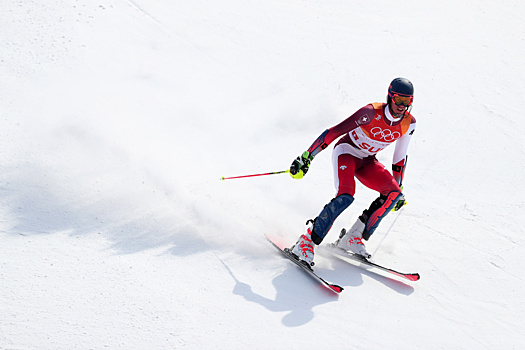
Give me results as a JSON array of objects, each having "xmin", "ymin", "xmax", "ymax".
[
  {"xmin": 289, "ymin": 151, "xmax": 313, "ymax": 179},
  {"xmin": 393, "ymin": 198, "xmax": 406, "ymax": 211},
  {"xmin": 393, "ymin": 187, "xmax": 406, "ymax": 211}
]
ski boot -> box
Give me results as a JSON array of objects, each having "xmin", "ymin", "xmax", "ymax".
[
  {"xmin": 336, "ymin": 216, "xmax": 371, "ymax": 259},
  {"xmin": 290, "ymin": 222, "xmax": 315, "ymax": 266}
]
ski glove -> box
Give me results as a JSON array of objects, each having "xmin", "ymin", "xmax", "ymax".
[
  {"xmin": 392, "ymin": 186, "xmax": 407, "ymax": 211},
  {"xmin": 289, "ymin": 151, "xmax": 314, "ymax": 179}
]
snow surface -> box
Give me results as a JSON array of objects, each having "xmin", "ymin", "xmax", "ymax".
[{"xmin": 1, "ymin": 0, "xmax": 525, "ymax": 349}]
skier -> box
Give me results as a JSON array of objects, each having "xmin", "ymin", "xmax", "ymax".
[{"xmin": 289, "ymin": 77, "xmax": 416, "ymax": 265}]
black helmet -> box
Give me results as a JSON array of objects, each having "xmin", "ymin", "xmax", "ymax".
[{"xmin": 387, "ymin": 77, "xmax": 414, "ymax": 106}]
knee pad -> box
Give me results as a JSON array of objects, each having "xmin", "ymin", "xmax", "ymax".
[{"xmin": 311, "ymin": 194, "xmax": 354, "ymax": 245}]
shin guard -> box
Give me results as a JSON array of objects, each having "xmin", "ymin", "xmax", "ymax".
[
  {"xmin": 362, "ymin": 191, "xmax": 404, "ymax": 240},
  {"xmin": 311, "ymin": 194, "xmax": 354, "ymax": 245}
]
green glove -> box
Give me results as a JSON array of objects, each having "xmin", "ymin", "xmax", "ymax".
[
  {"xmin": 393, "ymin": 186, "xmax": 407, "ymax": 211},
  {"xmin": 289, "ymin": 151, "xmax": 314, "ymax": 179}
]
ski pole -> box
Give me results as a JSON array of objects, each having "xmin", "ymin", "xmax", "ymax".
[{"xmin": 220, "ymin": 169, "xmax": 289, "ymax": 181}]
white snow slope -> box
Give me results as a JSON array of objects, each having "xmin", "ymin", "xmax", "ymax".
[{"xmin": 1, "ymin": 1, "xmax": 525, "ymax": 349}]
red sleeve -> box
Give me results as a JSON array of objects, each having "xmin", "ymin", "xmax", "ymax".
[{"xmin": 307, "ymin": 104, "xmax": 375, "ymax": 157}]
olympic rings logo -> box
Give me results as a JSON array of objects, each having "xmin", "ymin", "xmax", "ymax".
[{"xmin": 370, "ymin": 127, "xmax": 400, "ymax": 141}]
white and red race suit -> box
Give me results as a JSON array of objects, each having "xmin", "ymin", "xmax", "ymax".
[{"xmin": 307, "ymin": 102, "xmax": 416, "ymax": 197}]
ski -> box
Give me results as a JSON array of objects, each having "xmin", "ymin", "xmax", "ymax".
[
  {"xmin": 265, "ymin": 235, "xmax": 343, "ymax": 294},
  {"xmin": 320, "ymin": 243, "xmax": 420, "ymax": 282}
]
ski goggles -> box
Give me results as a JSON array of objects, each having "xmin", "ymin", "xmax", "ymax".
[{"xmin": 390, "ymin": 93, "xmax": 413, "ymax": 107}]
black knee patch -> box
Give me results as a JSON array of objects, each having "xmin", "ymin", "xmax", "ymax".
[{"xmin": 363, "ymin": 194, "xmax": 387, "ymax": 218}]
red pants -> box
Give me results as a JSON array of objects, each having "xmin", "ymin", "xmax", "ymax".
[{"xmin": 332, "ymin": 144, "xmax": 400, "ymax": 197}]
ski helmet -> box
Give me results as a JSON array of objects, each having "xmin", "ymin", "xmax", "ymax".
[{"xmin": 387, "ymin": 77, "xmax": 414, "ymax": 107}]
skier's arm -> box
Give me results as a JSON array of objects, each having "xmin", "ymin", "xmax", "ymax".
[
  {"xmin": 392, "ymin": 119, "xmax": 416, "ymax": 186},
  {"xmin": 290, "ymin": 105, "xmax": 374, "ymax": 179},
  {"xmin": 307, "ymin": 105, "xmax": 375, "ymax": 157}
]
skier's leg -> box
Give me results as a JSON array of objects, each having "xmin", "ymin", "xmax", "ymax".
[
  {"xmin": 337, "ymin": 190, "xmax": 403, "ymax": 258},
  {"xmin": 337, "ymin": 157, "xmax": 404, "ymax": 257},
  {"xmin": 357, "ymin": 157, "xmax": 401, "ymax": 196},
  {"xmin": 310, "ymin": 194, "xmax": 354, "ymax": 244},
  {"xmin": 332, "ymin": 144, "xmax": 358, "ymax": 197},
  {"xmin": 309, "ymin": 145, "xmax": 358, "ymax": 244},
  {"xmin": 291, "ymin": 146, "xmax": 357, "ymax": 263},
  {"xmin": 359, "ymin": 191, "xmax": 404, "ymax": 239},
  {"xmin": 309, "ymin": 145, "xmax": 360, "ymax": 244},
  {"xmin": 355, "ymin": 158, "xmax": 403, "ymax": 239},
  {"xmin": 291, "ymin": 194, "xmax": 354, "ymax": 264}
]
